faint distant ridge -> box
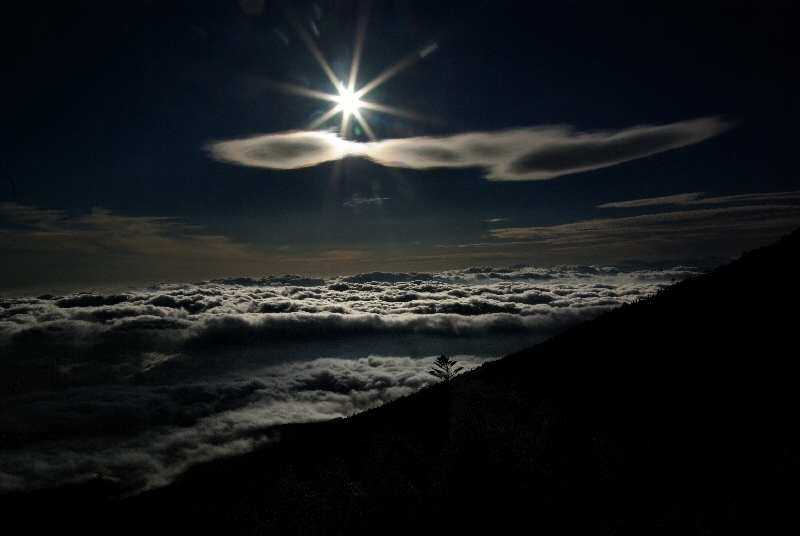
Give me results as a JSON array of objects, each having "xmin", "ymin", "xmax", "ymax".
[
  {"xmin": 191, "ymin": 260, "xmax": 721, "ymax": 289},
  {"xmin": 207, "ymin": 275, "xmax": 327, "ymax": 287},
  {"xmin": 340, "ymin": 271, "xmax": 438, "ymax": 284},
  {"xmin": 608, "ymin": 255, "xmax": 733, "ymax": 273}
]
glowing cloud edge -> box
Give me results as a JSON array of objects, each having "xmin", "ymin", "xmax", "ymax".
[{"xmin": 206, "ymin": 117, "xmax": 733, "ymax": 181}]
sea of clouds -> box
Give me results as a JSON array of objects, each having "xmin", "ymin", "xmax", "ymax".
[{"xmin": 0, "ymin": 262, "xmax": 715, "ymax": 494}]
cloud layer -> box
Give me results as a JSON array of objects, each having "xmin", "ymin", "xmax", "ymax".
[
  {"xmin": 0, "ymin": 264, "xmax": 698, "ymax": 494},
  {"xmin": 207, "ymin": 117, "xmax": 731, "ymax": 180}
]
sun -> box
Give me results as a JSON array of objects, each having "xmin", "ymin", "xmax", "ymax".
[
  {"xmin": 335, "ymin": 83, "xmax": 363, "ymax": 120},
  {"xmin": 268, "ymin": 1, "xmax": 438, "ymax": 140}
]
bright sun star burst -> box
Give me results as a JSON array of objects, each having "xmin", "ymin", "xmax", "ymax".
[
  {"xmin": 336, "ymin": 84, "xmax": 363, "ymax": 120},
  {"xmin": 270, "ymin": 1, "xmax": 438, "ymax": 140}
]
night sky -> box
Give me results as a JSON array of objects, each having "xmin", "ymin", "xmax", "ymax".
[
  {"xmin": 1, "ymin": 0, "xmax": 800, "ymax": 495},
  {"xmin": 2, "ymin": 0, "xmax": 798, "ymax": 294}
]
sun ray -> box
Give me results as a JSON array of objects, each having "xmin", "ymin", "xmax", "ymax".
[
  {"xmin": 260, "ymin": 79, "xmax": 341, "ymax": 104},
  {"xmin": 359, "ymin": 100, "xmax": 442, "ymax": 126},
  {"xmin": 354, "ymin": 47, "xmax": 428, "ymax": 99},
  {"xmin": 341, "ymin": 107, "xmax": 352, "ymax": 136},
  {"xmin": 348, "ymin": 0, "xmax": 371, "ymax": 95},
  {"xmin": 269, "ymin": 0, "xmax": 438, "ymax": 140},
  {"xmin": 279, "ymin": 0, "xmax": 340, "ymax": 90},
  {"xmin": 351, "ymin": 108, "xmax": 376, "ymax": 140},
  {"xmin": 308, "ymin": 104, "xmax": 344, "ymax": 130}
]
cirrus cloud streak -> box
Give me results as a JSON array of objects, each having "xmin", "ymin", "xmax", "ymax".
[
  {"xmin": 597, "ymin": 190, "xmax": 800, "ymax": 209},
  {"xmin": 489, "ymin": 205, "xmax": 800, "ymax": 251}
]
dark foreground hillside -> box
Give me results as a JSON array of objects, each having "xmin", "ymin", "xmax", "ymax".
[{"xmin": 3, "ymin": 230, "xmax": 799, "ymax": 535}]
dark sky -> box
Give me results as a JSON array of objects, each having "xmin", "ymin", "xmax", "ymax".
[
  {"xmin": 1, "ymin": 0, "xmax": 799, "ymax": 495},
  {"xmin": 2, "ymin": 0, "xmax": 799, "ymax": 294}
]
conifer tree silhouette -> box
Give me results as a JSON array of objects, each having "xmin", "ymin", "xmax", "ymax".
[{"xmin": 429, "ymin": 355, "xmax": 463, "ymax": 382}]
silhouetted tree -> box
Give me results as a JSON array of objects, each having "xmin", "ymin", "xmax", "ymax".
[{"xmin": 429, "ymin": 355, "xmax": 463, "ymax": 382}]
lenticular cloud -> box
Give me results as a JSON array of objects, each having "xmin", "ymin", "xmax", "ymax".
[
  {"xmin": 208, "ymin": 130, "xmax": 352, "ymax": 169},
  {"xmin": 206, "ymin": 117, "xmax": 731, "ymax": 181}
]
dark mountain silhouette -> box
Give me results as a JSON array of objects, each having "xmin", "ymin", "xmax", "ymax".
[{"xmin": 2, "ymin": 229, "xmax": 798, "ymax": 535}]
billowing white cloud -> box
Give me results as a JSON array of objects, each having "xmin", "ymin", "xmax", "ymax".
[
  {"xmin": 206, "ymin": 117, "xmax": 731, "ymax": 181},
  {"xmin": 0, "ymin": 264, "xmax": 699, "ymax": 494}
]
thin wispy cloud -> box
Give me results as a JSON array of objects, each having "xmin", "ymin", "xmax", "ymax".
[
  {"xmin": 598, "ymin": 190, "xmax": 800, "ymax": 208},
  {"xmin": 343, "ymin": 196, "xmax": 390, "ymax": 208},
  {"xmin": 489, "ymin": 205, "xmax": 800, "ymax": 247},
  {"xmin": 0, "ymin": 203, "xmax": 264, "ymax": 293},
  {"xmin": 207, "ymin": 117, "xmax": 731, "ymax": 181},
  {"xmin": 0, "ymin": 203, "xmax": 251, "ymax": 259},
  {"xmin": 422, "ymin": 191, "xmax": 800, "ymax": 268}
]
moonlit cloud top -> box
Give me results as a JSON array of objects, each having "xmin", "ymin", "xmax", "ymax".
[
  {"xmin": 206, "ymin": 117, "xmax": 732, "ymax": 181},
  {"xmin": 0, "ymin": 264, "xmax": 701, "ymax": 495}
]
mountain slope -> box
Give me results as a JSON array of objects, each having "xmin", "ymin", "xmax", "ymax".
[{"xmin": 3, "ymin": 230, "xmax": 799, "ymax": 535}]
